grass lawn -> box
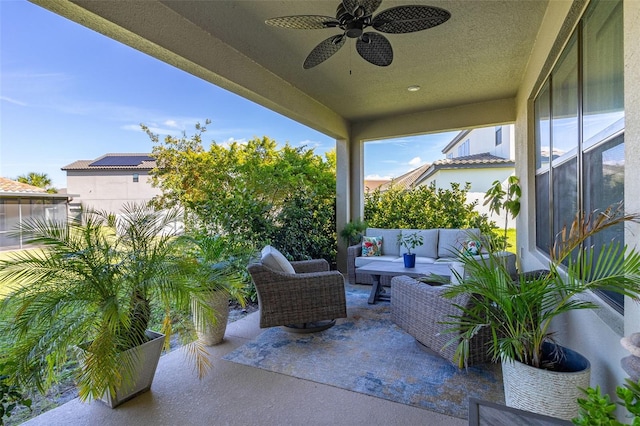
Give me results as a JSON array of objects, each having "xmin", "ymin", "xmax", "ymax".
[
  {"xmin": 0, "ymin": 249, "xmax": 42, "ymax": 298},
  {"xmin": 0, "ymin": 250, "xmax": 16, "ymax": 298},
  {"xmin": 505, "ymin": 228, "xmax": 516, "ymax": 253}
]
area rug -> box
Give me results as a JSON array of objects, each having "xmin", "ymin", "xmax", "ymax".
[{"xmin": 223, "ymin": 286, "xmax": 504, "ymax": 419}]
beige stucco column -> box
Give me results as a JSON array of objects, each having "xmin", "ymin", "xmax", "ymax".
[
  {"xmin": 336, "ymin": 138, "xmax": 350, "ymax": 272},
  {"xmin": 336, "ymin": 135, "xmax": 365, "ymax": 273},
  {"xmin": 623, "ymin": 0, "xmax": 640, "ymax": 334}
]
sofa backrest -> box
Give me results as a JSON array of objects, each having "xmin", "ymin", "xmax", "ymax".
[
  {"xmin": 399, "ymin": 229, "xmax": 439, "ymax": 258},
  {"xmin": 437, "ymin": 228, "xmax": 481, "ymax": 258},
  {"xmin": 365, "ymin": 228, "xmax": 401, "ymax": 256}
]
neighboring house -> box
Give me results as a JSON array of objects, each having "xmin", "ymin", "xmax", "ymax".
[
  {"xmin": 0, "ymin": 177, "xmax": 70, "ymax": 251},
  {"xmin": 376, "ymin": 125, "xmax": 516, "ymax": 227},
  {"xmin": 443, "ymin": 125, "xmax": 515, "ymax": 162},
  {"xmin": 62, "ymin": 153, "xmax": 161, "ymax": 215}
]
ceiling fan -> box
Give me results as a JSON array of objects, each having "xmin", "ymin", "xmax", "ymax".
[{"xmin": 265, "ymin": 0, "xmax": 451, "ymax": 69}]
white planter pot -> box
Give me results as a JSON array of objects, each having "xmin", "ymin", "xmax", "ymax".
[
  {"xmin": 100, "ymin": 330, "xmax": 165, "ymax": 408},
  {"xmin": 502, "ymin": 344, "xmax": 591, "ymax": 421},
  {"xmin": 194, "ymin": 291, "xmax": 230, "ymax": 346}
]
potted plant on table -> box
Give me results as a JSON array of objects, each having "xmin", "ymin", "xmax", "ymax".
[
  {"xmin": 398, "ymin": 232, "xmax": 424, "ymax": 268},
  {"xmin": 442, "ymin": 203, "xmax": 640, "ymax": 420},
  {"xmin": 0, "ymin": 203, "xmax": 212, "ymax": 408}
]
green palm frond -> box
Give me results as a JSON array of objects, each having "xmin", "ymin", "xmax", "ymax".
[
  {"xmin": 0, "ymin": 203, "xmax": 217, "ymax": 400},
  {"xmin": 443, "ymin": 202, "xmax": 640, "ymax": 369}
]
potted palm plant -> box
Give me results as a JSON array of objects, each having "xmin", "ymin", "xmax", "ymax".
[
  {"xmin": 179, "ymin": 232, "xmax": 248, "ymax": 346},
  {"xmin": 442, "ymin": 203, "xmax": 640, "ymax": 420},
  {"xmin": 0, "ymin": 203, "xmax": 212, "ymax": 408},
  {"xmin": 397, "ymin": 231, "xmax": 424, "ymax": 268}
]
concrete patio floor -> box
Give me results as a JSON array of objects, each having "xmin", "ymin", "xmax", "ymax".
[{"xmin": 23, "ymin": 284, "xmax": 466, "ymax": 426}]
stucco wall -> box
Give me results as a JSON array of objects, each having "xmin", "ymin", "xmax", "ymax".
[
  {"xmin": 66, "ymin": 170, "xmax": 161, "ymax": 213},
  {"xmin": 514, "ymin": 0, "xmax": 640, "ymax": 406}
]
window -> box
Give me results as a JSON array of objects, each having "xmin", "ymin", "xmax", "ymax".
[
  {"xmin": 495, "ymin": 126, "xmax": 502, "ymax": 146},
  {"xmin": 458, "ymin": 139, "xmax": 470, "ymax": 157},
  {"xmin": 133, "ymin": 173, "xmax": 139, "ymax": 183},
  {"xmin": 533, "ymin": 0, "xmax": 624, "ymax": 312}
]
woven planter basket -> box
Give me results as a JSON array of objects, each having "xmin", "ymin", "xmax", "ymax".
[
  {"xmin": 502, "ymin": 344, "xmax": 591, "ymax": 421},
  {"xmin": 194, "ymin": 291, "xmax": 230, "ymax": 346}
]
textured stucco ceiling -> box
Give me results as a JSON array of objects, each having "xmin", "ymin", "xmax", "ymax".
[{"xmin": 33, "ymin": 0, "xmax": 550, "ymax": 140}]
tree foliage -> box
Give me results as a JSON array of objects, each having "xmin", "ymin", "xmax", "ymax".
[
  {"xmin": 145, "ymin": 122, "xmax": 337, "ymax": 262},
  {"xmin": 16, "ymin": 172, "xmax": 57, "ymax": 193},
  {"xmin": 364, "ymin": 182, "xmax": 495, "ymax": 234}
]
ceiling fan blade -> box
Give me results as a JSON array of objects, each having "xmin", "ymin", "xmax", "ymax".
[
  {"xmin": 342, "ymin": 0, "xmax": 383, "ymax": 17},
  {"xmin": 266, "ymin": 15, "xmax": 339, "ymax": 29},
  {"xmin": 356, "ymin": 32, "xmax": 392, "ymax": 67},
  {"xmin": 304, "ymin": 34, "xmax": 346, "ymax": 69},
  {"xmin": 372, "ymin": 6, "xmax": 451, "ymax": 34}
]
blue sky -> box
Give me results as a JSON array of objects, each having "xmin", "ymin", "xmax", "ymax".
[{"xmin": 0, "ymin": 0, "xmax": 459, "ymax": 189}]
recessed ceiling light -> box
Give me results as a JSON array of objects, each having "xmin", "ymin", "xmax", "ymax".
[{"xmin": 407, "ymin": 85, "xmax": 421, "ymax": 92}]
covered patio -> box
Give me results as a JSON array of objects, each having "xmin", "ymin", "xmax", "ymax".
[
  {"xmin": 22, "ymin": 285, "xmax": 465, "ymax": 426},
  {"xmin": 22, "ymin": 0, "xmax": 640, "ymax": 420}
]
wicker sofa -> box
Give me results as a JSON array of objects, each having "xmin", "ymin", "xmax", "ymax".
[
  {"xmin": 347, "ymin": 227, "xmax": 513, "ymax": 286},
  {"xmin": 390, "ymin": 275, "xmax": 493, "ymax": 366}
]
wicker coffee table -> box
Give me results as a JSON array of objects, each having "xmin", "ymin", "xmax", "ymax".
[{"xmin": 357, "ymin": 261, "xmax": 452, "ymax": 304}]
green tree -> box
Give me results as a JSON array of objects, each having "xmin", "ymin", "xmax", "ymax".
[
  {"xmin": 364, "ymin": 182, "xmax": 495, "ymax": 234},
  {"xmin": 144, "ymin": 122, "xmax": 337, "ymax": 263},
  {"xmin": 16, "ymin": 172, "xmax": 57, "ymax": 193}
]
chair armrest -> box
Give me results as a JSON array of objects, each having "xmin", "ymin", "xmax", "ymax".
[
  {"xmin": 291, "ymin": 259, "xmax": 330, "ymax": 273},
  {"xmin": 347, "ymin": 243, "xmax": 363, "ymax": 284}
]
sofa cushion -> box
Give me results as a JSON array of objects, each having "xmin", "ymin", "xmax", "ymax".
[
  {"xmin": 366, "ymin": 228, "xmax": 401, "ymax": 256},
  {"xmin": 391, "ymin": 256, "xmax": 437, "ymax": 264},
  {"xmin": 437, "ymin": 228, "xmax": 481, "ymax": 258},
  {"xmin": 399, "ymin": 229, "xmax": 438, "ymax": 258},
  {"xmin": 361, "ymin": 236, "xmax": 383, "ymax": 257},
  {"xmin": 261, "ymin": 245, "xmax": 296, "ymax": 274},
  {"xmin": 354, "ymin": 255, "xmax": 398, "ymax": 267},
  {"xmin": 463, "ymin": 239, "xmax": 483, "ymax": 255}
]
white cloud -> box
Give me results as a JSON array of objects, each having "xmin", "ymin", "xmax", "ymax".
[
  {"xmin": 408, "ymin": 156, "xmax": 422, "ymax": 166},
  {"xmin": 217, "ymin": 137, "xmax": 248, "ymax": 148},
  {"xmin": 0, "ymin": 96, "xmax": 28, "ymax": 106},
  {"xmin": 164, "ymin": 119, "xmax": 179, "ymax": 128},
  {"xmin": 365, "ymin": 174, "xmax": 392, "ymax": 180}
]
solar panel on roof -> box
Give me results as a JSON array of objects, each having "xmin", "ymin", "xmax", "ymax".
[{"xmin": 89, "ymin": 155, "xmax": 154, "ymax": 167}]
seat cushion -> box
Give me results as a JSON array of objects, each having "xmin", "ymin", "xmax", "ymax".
[
  {"xmin": 391, "ymin": 256, "xmax": 436, "ymax": 264},
  {"xmin": 261, "ymin": 245, "xmax": 296, "ymax": 274}
]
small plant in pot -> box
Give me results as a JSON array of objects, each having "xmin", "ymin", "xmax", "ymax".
[
  {"xmin": 0, "ymin": 203, "xmax": 212, "ymax": 408},
  {"xmin": 442, "ymin": 203, "xmax": 640, "ymax": 420},
  {"xmin": 398, "ymin": 232, "xmax": 424, "ymax": 268},
  {"xmin": 178, "ymin": 232, "xmax": 248, "ymax": 346},
  {"xmin": 340, "ymin": 218, "xmax": 368, "ymax": 246}
]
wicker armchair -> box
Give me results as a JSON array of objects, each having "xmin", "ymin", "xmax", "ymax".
[
  {"xmin": 247, "ymin": 258, "xmax": 347, "ymax": 333},
  {"xmin": 390, "ymin": 275, "xmax": 492, "ymax": 366}
]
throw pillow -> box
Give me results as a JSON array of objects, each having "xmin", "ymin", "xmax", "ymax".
[
  {"xmin": 362, "ymin": 236, "xmax": 383, "ymax": 257},
  {"xmin": 261, "ymin": 245, "xmax": 296, "ymax": 274},
  {"xmin": 463, "ymin": 240, "xmax": 482, "ymax": 255}
]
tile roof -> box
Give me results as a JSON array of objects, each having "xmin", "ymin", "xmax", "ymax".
[
  {"xmin": 62, "ymin": 153, "xmax": 157, "ymax": 170},
  {"xmin": 431, "ymin": 152, "xmax": 514, "ymax": 167},
  {"xmin": 375, "ymin": 153, "xmax": 515, "ymax": 192},
  {"xmin": 0, "ymin": 177, "xmax": 51, "ymax": 194},
  {"xmin": 377, "ymin": 163, "xmax": 432, "ymax": 192}
]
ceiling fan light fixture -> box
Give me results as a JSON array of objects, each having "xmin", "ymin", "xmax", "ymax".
[
  {"xmin": 267, "ymin": 0, "xmax": 451, "ymax": 69},
  {"xmin": 407, "ymin": 85, "xmax": 421, "ymax": 92}
]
